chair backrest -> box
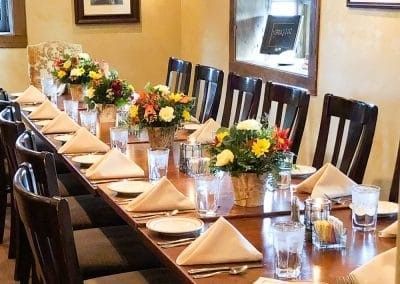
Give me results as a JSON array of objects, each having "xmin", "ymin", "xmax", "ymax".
[
  {"xmin": 13, "ymin": 164, "xmax": 82, "ymax": 284},
  {"xmin": 389, "ymin": 140, "xmax": 400, "ymax": 203},
  {"xmin": 262, "ymin": 82, "xmax": 310, "ymax": 158},
  {"xmin": 313, "ymin": 94, "xmax": 378, "ymax": 183},
  {"xmin": 0, "ymin": 100, "xmax": 12, "ymax": 194},
  {"xmin": 16, "ymin": 130, "xmax": 60, "ymax": 197},
  {"xmin": 221, "ymin": 72, "xmax": 262, "ymax": 127},
  {"xmin": 0, "ymin": 88, "xmax": 9, "ymax": 101},
  {"xmin": 27, "ymin": 41, "xmax": 83, "ymax": 89},
  {"xmin": 166, "ymin": 57, "xmax": 192, "ymax": 95},
  {"xmin": 0, "ymin": 105, "xmax": 25, "ymax": 181},
  {"xmin": 191, "ymin": 64, "xmax": 224, "ymax": 123}
]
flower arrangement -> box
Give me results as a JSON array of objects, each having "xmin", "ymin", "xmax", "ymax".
[
  {"xmin": 209, "ymin": 118, "xmax": 291, "ymax": 176},
  {"xmin": 129, "ymin": 84, "xmax": 194, "ymax": 128},
  {"xmin": 52, "ymin": 52, "xmax": 104, "ymax": 85},
  {"xmin": 84, "ymin": 71, "xmax": 134, "ymax": 108}
]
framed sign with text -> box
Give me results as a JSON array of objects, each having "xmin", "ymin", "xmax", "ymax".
[
  {"xmin": 347, "ymin": 0, "xmax": 400, "ymax": 8},
  {"xmin": 74, "ymin": 0, "xmax": 140, "ymax": 24}
]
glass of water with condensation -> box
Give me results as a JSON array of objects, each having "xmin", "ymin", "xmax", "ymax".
[{"xmin": 352, "ymin": 185, "xmax": 380, "ymax": 232}]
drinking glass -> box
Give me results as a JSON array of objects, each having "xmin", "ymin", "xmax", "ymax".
[
  {"xmin": 186, "ymin": 157, "xmax": 211, "ymax": 177},
  {"xmin": 63, "ymin": 100, "xmax": 79, "ymax": 122},
  {"xmin": 352, "ymin": 185, "xmax": 380, "ymax": 232},
  {"xmin": 272, "ymin": 221, "xmax": 305, "ymax": 279},
  {"xmin": 147, "ymin": 148, "xmax": 170, "ymax": 183},
  {"xmin": 194, "ymin": 175, "xmax": 221, "ymax": 217},
  {"xmin": 110, "ymin": 127, "xmax": 128, "ymax": 154},
  {"xmin": 80, "ymin": 110, "xmax": 97, "ymax": 135},
  {"xmin": 277, "ymin": 151, "xmax": 294, "ymax": 190}
]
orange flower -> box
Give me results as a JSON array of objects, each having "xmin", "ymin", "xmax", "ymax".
[
  {"xmin": 179, "ymin": 96, "xmax": 192, "ymax": 104},
  {"xmin": 144, "ymin": 104, "xmax": 156, "ymax": 118},
  {"xmin": 274, "ymin": 127, "xmax": 291, "ymax": 151}
]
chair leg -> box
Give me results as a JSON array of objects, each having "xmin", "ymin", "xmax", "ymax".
[
  {"xmin": 8, "ymin": 195, "xmax": 17, "ymax": 259},
  {"xmin": 0, "ymin": 192, "xmax": 7, "ymax": 244}
]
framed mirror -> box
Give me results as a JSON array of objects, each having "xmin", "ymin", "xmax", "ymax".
[{"xmin": 230, "ymin": 0, "xmax": 320, "ymax": 95}]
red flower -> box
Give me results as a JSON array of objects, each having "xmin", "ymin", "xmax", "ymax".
[
  {"xmin": 274, "ymin": 127, "xmax": 291, "ymax": 151},
  {"xmin": 111, "ymin": 80, "xmax": 123, "ymax": 97}
]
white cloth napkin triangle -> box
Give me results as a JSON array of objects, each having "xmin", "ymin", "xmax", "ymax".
[
  {"xmin": 28, "ymin": 100, "xmax": 61, "ymax": 120},
  {"xmin": 85, "ymin": 148, "xmax": 144, "ymax": 180},
  {"xmin": 176, "ymin": 217, "xmax": 263, "ymax": 265},
  {"xmin": 188, "ymin": 118, "xmax": 220, "ymax": 144},
  {"xmin": 15, "ymin": 85, "xmax": 47, "ymax": 104},
  {"xmin": 379, "ymin": 221, "xmax": 397, "ymax": 238},
  {"xmin": 58, "ymin": 127, "xmax": 110, "ymax": 154},
  {"xmin": 41, "ymin": 112, "xmax": 80, "ymax": 134},
  {"xmin": 295, "ymin": 163, "xmax": 356, "ymax": 198},
  {"xmin": 125, "ymin": 177, "xmax": 195, "ymax": 212},
  {"xmin": 350, "ymin": 247, "xmax": 396, "ymax": 284}
]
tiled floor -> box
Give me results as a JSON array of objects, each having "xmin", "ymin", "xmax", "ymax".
[{"xmin": 0, "ymin": 208, "xmax": 17, "ymax": 284}]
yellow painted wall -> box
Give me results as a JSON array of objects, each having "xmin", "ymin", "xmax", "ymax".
[
  {"xmin": 0, "ymin": 0, "xmax": 182, "ymax": 92},
  {"xmin": 181, "ymin": 0, "xmax": 400, "ymax": 198}
]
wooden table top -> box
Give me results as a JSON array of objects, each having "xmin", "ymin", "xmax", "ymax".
[{"xmin": 20, "ymin": 107, "xmax": 397, "ymax": 284}]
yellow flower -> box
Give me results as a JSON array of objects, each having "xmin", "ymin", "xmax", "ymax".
[
  {"xmin": 129, "ymin": 105, "xmax": 139, "ymax": 118},
  {"xmin": 169, "ymin": 92, "xmax": 183, "ymax": 103},
  {"xmin": 57, "ymin": 70, "xmax": 67, "ymax": 78},
  {"xmin": 215, "ymin": 149, "xmax": 234, "ymax": 167},
  {"xmin": 89, "ymin": 71, "xmax": 102, "ymax": 80},
  {"xmin": 128, "ymin": 84, "xmax": 135, "ymax": 92},
  {"xmin": 251, "ymin": 138, "xmax": 271, "ymax": 158},
  {"xmin": 63, "ymin": 60, "xmax": 71, "ymax": 69},
  {"xmin": 182, "ymin": 110, "xmax": 191, "ymax": 121},
  {"xmin": 159, "ymin": 106, "xmax": 175, "ymax": 122},
  {"xmin": 85, "ymin": 87, "xmax": 95, "ymax": 99},
  {"xmin": 70, "ymin": 67, "xmax": 84, "ymax": 77},
  {"xmin": 216, "ymin": 131, "xmax": 229, "ymax": 147}
]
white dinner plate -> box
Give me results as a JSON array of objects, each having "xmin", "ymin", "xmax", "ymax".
[
  {"xmin": 54, "ymin": 134, "xmax": 74, "ymax": 143},
  {"xmin": 184, "ymin": 123, "xmax": 202, "ymax": 131},
  {"xmin": 34, "ymin": 120, "xmax": 51, "ymax": 127},
  {"xmin": 107, "ymin": 180, "xmax": 153, "ymax": 195},
  {"xmin": 146, "ymin": 217, "xmax": 204, "ymax": 236},
  {"xmin": 349, "ymin": 201, "xmax": 398, "ymax": 217},
  {"xmin": 22, "ymin": 106, "xmax": 39, "ymax": 113},
  {"xmin": 291, "ymin": 165, "xmax": 316, "ymax": 177},
  {"xmin": 71, "ymin": 154, "xmax": 104, "ymax": 165}
]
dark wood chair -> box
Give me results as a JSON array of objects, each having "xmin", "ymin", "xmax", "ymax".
[
  {"xmin": 166, "ymin": 57, "xmax": 192, "ymax": 95},
  {"xmin": 312, "ymin": 94, "xmax": 378, "ymax": 183},
  {"xmin": 13, "ymin": 163, "xmax": 177, "ymax": 284},
  {"xmin": 262, "ymin": 82, "xmax": 310, "ymax": 159},
  {"xmin": 389, "ymin": 140, "xmax": 400, "ymax": 203},
  {"xmin": 221, "ymin": 72, "xmax": 263, "ymax": 127},
  {"xmin": 191, "ymin": 64, "xmax": 224, "ymax": 123}
]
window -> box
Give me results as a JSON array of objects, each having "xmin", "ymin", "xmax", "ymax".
[
  {"xmin": 270, "ymin": 0, "xmax": 298, "ymax": 16},
  {"xmin": 0, "ymin": 0, "xmax": 27, "ymax": 48}
]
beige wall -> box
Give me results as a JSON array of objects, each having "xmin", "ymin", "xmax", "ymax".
[
  {"xmin": 181, "ymin": 0, "xmax": 400, "ymax": 198},
  {"xmin": 0, "ymin": 0, "xmax": 182, "ymax": 91}
]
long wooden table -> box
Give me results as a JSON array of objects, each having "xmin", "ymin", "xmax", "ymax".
[{"xmin": 21, "ymin": 106, "xmax": 397, "ymax": 284}]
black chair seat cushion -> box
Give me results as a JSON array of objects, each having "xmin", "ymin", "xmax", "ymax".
[
  {"xmin": 74, "ymin": 225, "xmax": 161, "ymax": 279},
  {"xmin": 66, "ymin": 195, "xmax": 125, "ymax": 230},
  {"xmin": 84, "ymin": 268, "xmax": 180, "ymax": 284},
  {"xmin": 58, "ymin": 173, "xmax": 90, "ymax": 197}
]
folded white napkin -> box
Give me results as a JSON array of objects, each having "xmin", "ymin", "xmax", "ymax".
[
  {"xmin": 188, "ymin": 118, "xmax": 220, "ymax": 144},
  {"xmin": 379, "ymin": 221, "xmax": 398, "ymax": 238},
  {"xmin": 41, "ymin": 112, "xmax": 80, "ymax": 134},
  {"xmin": 176, "ymin": 217, "xmax": 263, "ymax": 265},
  {"xmin": 15, "ymin": 85, "xmax": 47, "ymax": 104},
  {"xmin": 125, "ymin": 177, "xmax": 195, "ymax": 212},
  {"xmin": 350, "ymin": 247, "xmax": 396, "ymax": 284},
  {"xmin": 85, "ymin": 148, "xmax": 144, "ymax": 180},
  {"xmin": 28, "ymin": 100, "xmax": 61, "ymax": 120},
  {"xmin": 295, "ymin": 163, "xmax": 356, "ymax": 198},
  {"xmin": 58, "ymin": 127, "xmax": 110, "ymax": 154}
]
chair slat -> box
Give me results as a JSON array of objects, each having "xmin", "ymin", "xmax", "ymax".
[
  {"xmin": 166, "ymin": 57, "xmax": 192, "ymax": 95},
  {"xmin": 332, "ymin": 118, "xmax": 346, "ymax": 166}
]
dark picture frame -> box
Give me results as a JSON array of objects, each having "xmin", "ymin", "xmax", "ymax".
[
  {"xmin": 74, "ymin": 0, "xmax": 140, "ymax": 24},
  {"xmin": 347, "ymin": 0, "xmax": 400, "ymax": 8}
]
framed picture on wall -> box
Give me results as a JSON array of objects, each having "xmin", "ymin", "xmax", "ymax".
[
  {"xmin": 74, "ymin": 0, "xmax": 140, "ymax": 24},
  {"xmin": 347, "ymin": 0, "xmax": 400, "ymax": 8}
]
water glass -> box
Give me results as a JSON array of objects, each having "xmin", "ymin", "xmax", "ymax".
[
  {"xmin": 186, "ymin": 157, "xmax": 211, "ymax": 176},
  {"xmin": 278, "ymin": 151, "xmax": 294, "ymax": 190},
  {"xmin": 147, "ymin": 148, "xmax": 170, "ymax": 183},
  {"xmin": 80, "ymin": 110, "xmax": 97, "ymax": 135},
  {"xmin": 194, "ymin": 175, "xmax": 221, "ymax": 217},
  {"xmin": 272, "ymin": 221, "xmax": 305, "ymax": 279},
  {"xmin": 110, "ymin": 127, "xmax": 128, "ymax": 154},
  {"xmin": 116, "ymin": 108, "xmax": 129, "ymax": 127},
  {"xmin": 352, "ymin": 185, "xmax": 380, "ymax": 232},
  {"xmin": 63, "ymin": 100, "xmax": 79, "ymax": 122}
]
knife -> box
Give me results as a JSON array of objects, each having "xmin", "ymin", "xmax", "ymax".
[{"xmin": 188, "ymin": 263, "xmax": 264, "ymax": 274}]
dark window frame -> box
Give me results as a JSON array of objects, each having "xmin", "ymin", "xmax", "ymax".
[{"xmin": 0, "ymin": 0, "xmax": 27, "ymax": 48}]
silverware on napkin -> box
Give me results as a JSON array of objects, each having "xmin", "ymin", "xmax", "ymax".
[
  {"xmin": 131, "ymin": 209, "xmax": 195, "ymax": 220},
  {"xmin": 90, "ymin": 177, "xmax": 145, "ymax": 185},
  {"xmin": 160, "ymin": 241, "xmax": 193, "ymax": 248},
  {"xmin": 188, "ymin": 263, "xmax": 264, "ymax": 274},
  {"xmin": 157, "ymin": 238, "xmax": 196, "ymax": 246}
]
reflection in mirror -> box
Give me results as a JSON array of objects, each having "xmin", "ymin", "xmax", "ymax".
[{"xmin": 235, "ymin": 0, "xmax": 311, "ymax": 76}]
